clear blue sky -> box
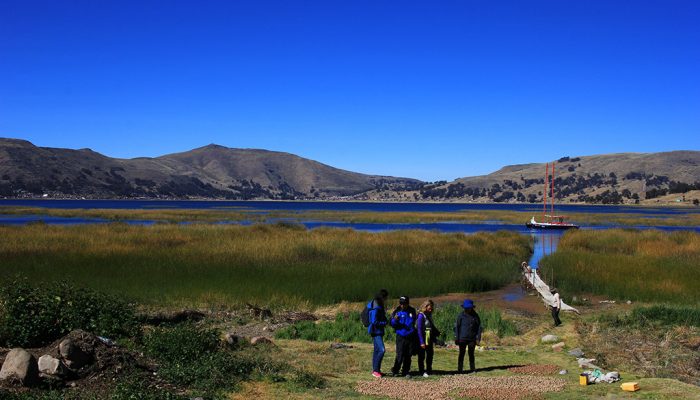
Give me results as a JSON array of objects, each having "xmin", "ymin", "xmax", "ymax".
[{"xmin": 1, "ymin": 1, "xmax": 698, "ymax": 181}]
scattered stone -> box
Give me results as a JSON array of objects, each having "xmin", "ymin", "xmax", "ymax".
[
  {"xmin": 577, "ymin": 358, "xmax": 601, "ymax": 370},
  {"xmin": 330, "ymin": 343, "xmax": 353, "ymax": 350},
  {"xmin": 224, "ymin": 333, "xmax": 241, "ymax": 346},
  {"xmin": 541, "ymin": 334, "xmax": 559, "ymax": 343},
  {"xmin": 250, "ymin": 336, "xmax": 273, "ymax": 346},
  {"xmin": 568, "ymin": 348, "xmax": 585, "ymax": 358},
  {"xmin": 559, "ymin": 369, "xmax": 568, "ymax": 375},
  {"xmin": 38, "ymin": 354, "xmax": 68, "ymax": 377},
  {"xmin": 626, "ymin": 300, "xmax": 632, "ymax": 305},
  {"xmin": 551, "ymin": 342, "xmax": 565, "ymax": 352},
  {"xmin": 0, "ymin": 348, "xmax": 39, "ymax": 386},
  {"xmin": 246, "ymin": 303, "xmax": 273, "ymax": 320},
  {"xmin": 59, "ymin": 339, "xmax": 92, "ymax": 369},
  {"xmin": 262, "ymin": 326, "xmax": 269, "ymax": 332}
]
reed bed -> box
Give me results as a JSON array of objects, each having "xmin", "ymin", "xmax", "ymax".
[
  {"xmin": 538, "ymin": 229, "xmax": 700, "ymax": 304},
  {"xmin": 0, "ymin": 224, "xmax": 529, "ymax": 308},
  {"xmin": 2, "ymin": 205, "xmax": 699, "ymax": 226}
]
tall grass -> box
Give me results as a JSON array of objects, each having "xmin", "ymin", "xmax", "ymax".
[
  {"xmin": 275, "ymin": 304, "xmax": 517, "ymax": 343},
  {"xmin": 0, "ymin": 224, "xmax": 529, "ymax": 307},
  {"xmin": 539, "ymin": 229, "xmax": 700, "ymax": 304}
]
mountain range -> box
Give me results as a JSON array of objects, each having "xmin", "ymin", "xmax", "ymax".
[{"xmin": 1, "ymin": 138, "xmax": 698, "ymax": 204}]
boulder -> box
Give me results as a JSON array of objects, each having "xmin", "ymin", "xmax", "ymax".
[
  {"xmin": 568, "ymin": 348, "xmax": 585, "ymax": 358},
  {"xmin": 551, "ymin": 342, "xmax": 565, "ymax": 352},
  {"xmin": 59, "ymin": 339, "xmax": 92, "ymax": 369},
  {"xmin": 541, "ymin": 334, "xmax": 559, "ymax": 343},
  {"xmin": 0, "ymin": 348, "xmax": 39, "ymax": 386},
  {"xmin": 250, "ymin": 336, "xmax": 273, "ymax": 346},
  {"xmin": 38, "ymin": 355, "xmax": 68, "ymax": 377}
]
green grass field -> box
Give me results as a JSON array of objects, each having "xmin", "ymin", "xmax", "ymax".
[
  {"xmin": 0, "ymin": 223, "xmax": 529, "ymax": 308},
  {"xmin": 539, "ymin": 229, "xmax": 700, "ymax": 304}
]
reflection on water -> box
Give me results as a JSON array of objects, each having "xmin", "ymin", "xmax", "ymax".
[{"xmin": 528, "ymin": 231, "xmax": 564, "ymax": 269}]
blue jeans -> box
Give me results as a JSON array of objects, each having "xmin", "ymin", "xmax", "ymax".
[{"xmin": 372, "ymin": 335, "xmax": 385, "ymax": 372}]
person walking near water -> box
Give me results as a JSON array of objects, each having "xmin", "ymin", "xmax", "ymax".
[
  {"xmin": 416, "ymin": 299, "xmax": 440, "ymax": 377},
  {"xmin": 367, "ymin": 291, "xmax": 389, "ymax": 378},
  {"xmin": 455, "ymin": 299, "xmax": 481, "ymax": 373},
  {"xmin": 550, "ymin": 288, "xmax": 562, "ymax": 327},
  {"xmin": 390, "ymin": 296, "xmax": 417, "ymax": 377}
]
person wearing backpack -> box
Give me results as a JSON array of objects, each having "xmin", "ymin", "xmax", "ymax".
[
  {"xmin": 364, "ymin": 289, "xmax": 389, "ymax": 378},
  {"xmin": 454, "ymin": 299, "xmax": 481, "ymax": 373},
  {"xmin": 390, "ymin": 296, "xmax": 417, "ymax": 377},
  {"xmin": 416, "ymin": 299, "xmax": 440, "ymax": 377}
]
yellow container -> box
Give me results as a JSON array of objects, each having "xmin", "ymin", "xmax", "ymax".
[
  {"xmin": 579, "ymin": 374, "xmax": 588, "ymax": 386},
  {"xmin": 621, "ymin": 382, "xmax": 640, "ymax": 392}
]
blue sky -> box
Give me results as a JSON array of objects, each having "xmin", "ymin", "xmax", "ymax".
[{"xmin": 1, "ymin": 1, "xmax": 698, "ymax": 181}]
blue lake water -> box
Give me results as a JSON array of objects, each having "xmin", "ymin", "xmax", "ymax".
[{"xmin": 2, "ymin": 199, "xmax": 700, "ymax": 215}]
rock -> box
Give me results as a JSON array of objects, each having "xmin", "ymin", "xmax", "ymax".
[
  {"xmin": 626, "ymin": 300, "xmax": 632, "ymax": 305},
  {"xmin": 0, "ymin": 348, "xmax": 39, "ymax": 386},
  {"xmin": 577, "ymin": 357, "xmax": 601, "ymax": 369},
  {"xmin": 38, "ymin": 355, "xmax": 68, "ymax": 377},
  {"xmin": 541, "ymin": 334, "xmax": 559, "ymax": 343},
  {"xmin": 224, "ymin": 333, "xmax": 240, "ymax": 346},
  {"xmin": 559, "ymin": 369, "xmax": 568, "ymax": 375},
  {"xmin": 59, "ymin": 339, "xmax": 92, "ymax": 369},
  {"xmin": 568, "ymin": 348, "xmax": 585, "ymax": 358},
  {"xmin": 250, "ymin": 336, "xmax": 273, "ymax": 346},
  {"xmin": 330, "ymin": 343, "xmax": 353, "ymax": 350},
  {"xmin": 551, "ymin": 342, "xmax": 565, "ymax": 352}
]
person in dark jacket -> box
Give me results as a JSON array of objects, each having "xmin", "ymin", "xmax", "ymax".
[
  {"xmin": 367, "ymin": 290, "xmax": 389, "ymax": 378},
  {"xmin": 454, "ymin": 299, "xmax": 481, "ymax": 373},
  {"xmin": 416, "ymin": 299, "xmax": 440, "ymax": 377},
  {"xmin": 390, "ymin": 296, "xmax": 417, "ymax": 377}
]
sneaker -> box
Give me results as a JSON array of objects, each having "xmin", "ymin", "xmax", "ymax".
[
  {"xmin": 422, "ymin": 372, "xmax": 429, "ymax": 378},
  {"xmin": 372, "ymin": 371, "xmax": 382, "ymax": 378}
]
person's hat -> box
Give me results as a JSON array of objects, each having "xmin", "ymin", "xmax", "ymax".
[
  {"xmin": 399, "ymin": 296, "xmax": 409, "ymax": 305},
  {"xmin": 462, "ymin": 299, "xmax": 474, "ymax": 309}
]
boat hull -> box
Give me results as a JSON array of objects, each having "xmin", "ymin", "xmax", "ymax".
[{"xmin": 526, "ymin": 222, "xmax": 579, "ymax": 230}]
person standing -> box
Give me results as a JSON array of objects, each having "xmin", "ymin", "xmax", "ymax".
[
  {"xmin": 550, "ymin": 288, "xmax": 562, "ymax": 327},
  {"xmin": 416, "ymin": 299, "xmax": 440, "ymax": 377},
  {"xmin": 367, "ymin": 291, "xmax": 388, "ymax": 378},
  {"xmin": 390, "ymin": 296, "xmax": 417, "ymax": 377},
  {"xmin": 454, "ymin": 299, "xmax": 481, "ymax": 373}
]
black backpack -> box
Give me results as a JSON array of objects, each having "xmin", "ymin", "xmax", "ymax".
[{"xmin": 361, "ymin": 301, "xmax": 373, "ymax": 327}]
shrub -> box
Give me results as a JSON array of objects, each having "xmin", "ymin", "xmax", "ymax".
[
  {"xmin": 143, "ymin": 324, "xmax": 287, "ymax": 394},
  {"xmin": 0, "ymin": 277, "xmax": 138, "ymax": 347}
]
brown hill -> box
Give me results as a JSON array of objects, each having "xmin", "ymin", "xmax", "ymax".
[
  {"xmin": 415, "ymin": 151, "xmax": 700, "ymax": 204},
  {"xmin": 0, "ymin": 138, "xmax": 421, "ymax": 199}
]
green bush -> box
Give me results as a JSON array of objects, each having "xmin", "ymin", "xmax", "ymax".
[
  {"xmin": 0, "ymin": 277, "xmax": 139, "ymax": 347},
  {"xmin": 143, "ymin": 324, "xmax": 287, "ymax": 394},
  {"xmin": 275, "ymin": 304, "xmax": 517, "ymax": 344}
]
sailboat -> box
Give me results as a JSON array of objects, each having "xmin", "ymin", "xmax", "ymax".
[{"xmin": 526, "ymin": 161, "xmax": 579, "ymax": 230}]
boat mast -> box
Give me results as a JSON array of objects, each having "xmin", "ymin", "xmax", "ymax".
[
  {"xmin": 543, "ymin": 163, "xmax": 548, "ymax": 220},
  {"xmin": 551, "ymin": 162, "xmax": 555, "ymax": 217}
]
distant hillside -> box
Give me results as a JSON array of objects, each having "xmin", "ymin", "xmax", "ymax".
[
  {"xmin": 410, "ymin": 151, "xmax": 700, "ymax": 204},
  {"xmin": 0, "ymin": 138, "xmax": 421, "ymax": 199}
]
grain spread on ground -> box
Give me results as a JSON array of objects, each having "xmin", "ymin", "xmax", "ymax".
[
  {"xmin": 356, "ymin": 375, "xmax": 567, "ymax": 400},
  {"xmin": 507, "ymin": 364, "xmax": 560, "ymax": 375}
]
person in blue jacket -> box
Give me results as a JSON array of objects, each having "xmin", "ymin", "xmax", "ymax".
[
  {"xmin": 367, "ymin": 291, "xmax": 388, "ymax": 378},
  {"xmin": 390, "ymin": 296, "xmax": 417, "ymax": 377},
  {"xmin": 454, "ymin": 299, "xmax": 481, "ymax": 373}
]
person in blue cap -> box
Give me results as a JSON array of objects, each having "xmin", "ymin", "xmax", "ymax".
[
  {"xmin": 454, "ymin": 299, "xmax": 481, "ymax": 373},
  {"xmin": 390, "ymin": 296, "xmax": 417, "ymax": 377}
]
